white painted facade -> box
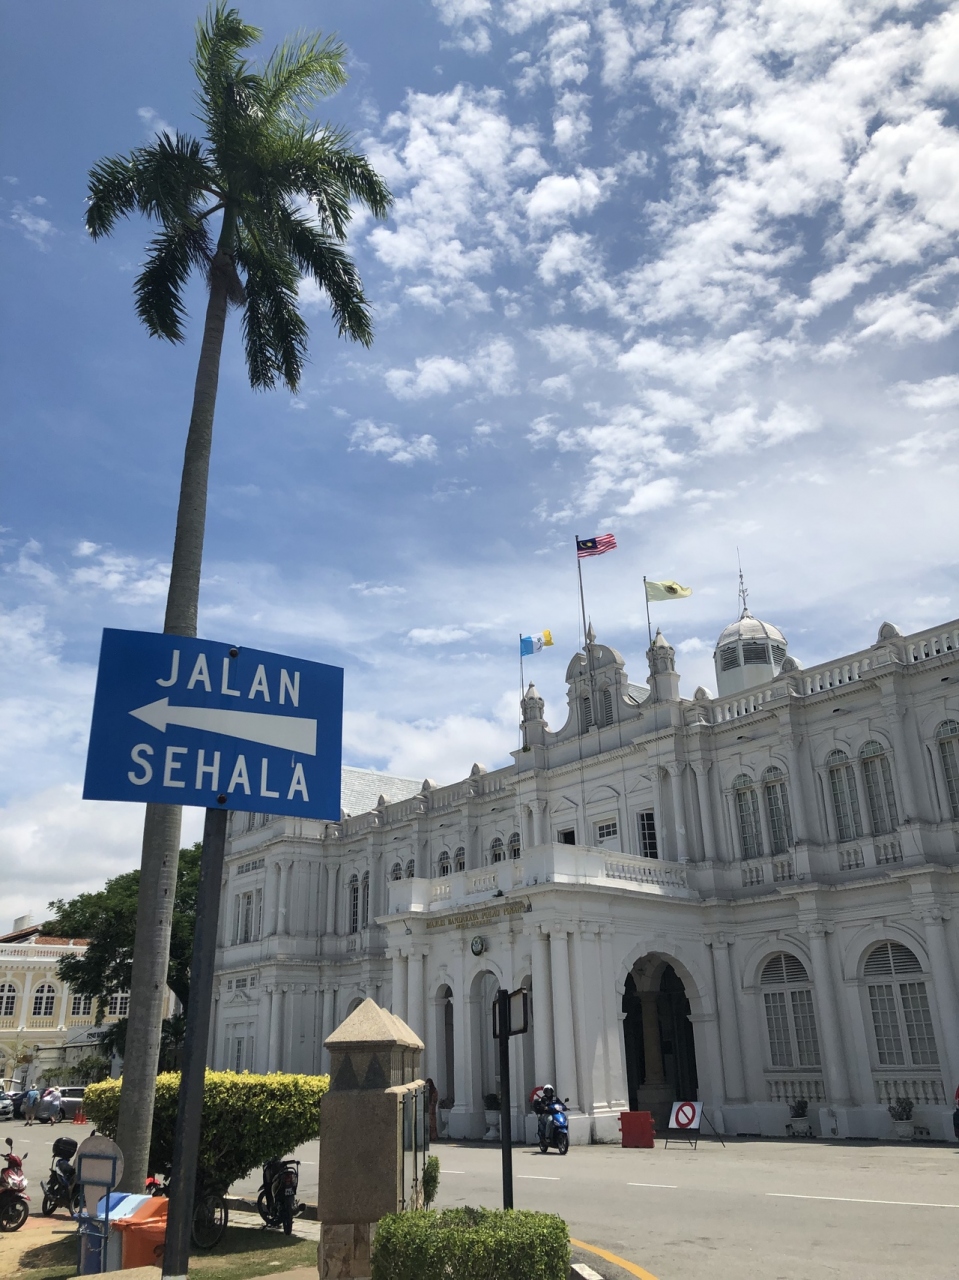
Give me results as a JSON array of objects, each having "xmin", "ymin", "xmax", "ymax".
[{"xmin": 213, "ymin": 613, "xmax": 959, "ymax": 1144}]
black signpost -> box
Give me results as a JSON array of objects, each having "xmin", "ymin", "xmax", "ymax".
[{"xmin": 492, "ymin": 987, "xmax": 529, "ymax": 1210}]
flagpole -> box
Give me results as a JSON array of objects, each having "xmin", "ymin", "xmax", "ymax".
[
  {"xmin": 519, "ymin": 634, "xmax": 527, "ymax": 751},
  {"xmin": 643, "ymin": 576, "xmax": 653, "ymax": 647},
  {"xmin": 575, "ymin": 535, "xmax": 589, "ymax": 650}
]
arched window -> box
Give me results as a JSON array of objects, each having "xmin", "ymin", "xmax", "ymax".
[
  {"xmin": 361, "ymin": 871, "xmax": 370, "ymax": 927},
  {"xmin": 348, "ymin": 873, "xmax": 359, "ymax": 934},
  {"xmin": 508, "ymin": 831, "xmax": 521, "ymax": 859},
  {"xmin": 490, "ymin": 837, "xmax": 505, "ymax": 864},
  {"xmin": 936, "ymin": 720, "xmax": 959, "ymax": 819},
  {"xmin": 826, "ymin": 749, "xmax": 863, "ymax": 842},
  {"xmin": 863, "ymin": 942, "xmax": 938, "ymax": 1067},
  {"xmin": 734, "ymin": 774, "xmax": 762, "ymax": 859},
  {"xmin": 438, "ymin": 852, "xmax": 451, "ymax": 877},
  {"xmin": 580, "ymin": 695, "xmax": 593, "ymax": 732},
  {"xmin": 390, "ymin": 861, "xmax": 403, "ymax": 882},
  {"xmin": 454, "ymin": 846, "xmax": 466, "ymax": 873},
  {"xmin": 760, "ymin": 954, "xmax": 820, "ymax": 1068},
  {"xmin": 0, "ymin": 983, "xmax": 17, "ymax": 1018},
  {"xmin": 763, "ymin": 767, "xmax": 793, "ymax": 855},
  {"xmin": 32, "ymin": 984, "xmax": 56, "ymax": 1018},
  {"xmin": 860, "ymin": 741, "xmax": 898, "ymax": 835},
  {"xmin": 405, "ymin": 858, "xmax": 416, "ymax": 879},
  {"xmin": 601, "ymin": 687, "xmax": 614, "ymax": 727}
]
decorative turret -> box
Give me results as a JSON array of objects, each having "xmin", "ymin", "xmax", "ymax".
[
  {"xmin": 646, "ymin": 629, "xmax": 681, "ymax": 702},
  {"xmin": 521, "ymin": 682, "xmax": 545, "ymax": 723},
  {"xmin": 713, "ymin": 608, "xmax": 788, "ymax": 697}
]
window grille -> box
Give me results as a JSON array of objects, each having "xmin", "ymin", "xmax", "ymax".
[
  {"xmin": 361, "ymin": 872, "xmax": 370, "ymax": 926},
  {"xmin": 601, "ymin": 687, "xmax": 614, "ymax": 726},
  {"xmin": 405, "ymin": 858, "xmax": 416, "ymax": 879},
  {"xmin": 596, "ymin": 820, "xmax": 618, "ymax": 841},
  {"xmin": 390, "ymin": 862, "xmax": 403, "ymax": 881},
  {"xmin": 864, "ymin": 943, "xmax": 938, "ymax": 1068},
  {"xmin": 935, "ymin": 721, "xmax": 959, "ymax": 819},
  {"xmin": 734, "ymin": 775, "xmax": 763, "ymax": 859},
  {"xmin": 237, "ymin": 857, "xmax": 265, "ymax": 875},
  {"xmin": 454, "ymin": 847, "xmax": 466, "ymax": 872},
  {"xmin": 742, "ymin": 640, "xmax": 769, "ymax": 665},
  {"xmin": 0, "ymin": 983, "xmax": 17, "ymax": 1017},
  {"xmin": 580, "ymin": 696, "xmax": 593, "ymax": 731},
  {"xmin": 235, "ymin": 977, "xmax": 248, "ymax": 989},
  {"xmin": 771, "ymin": 643, "xmax": 787, "ymax": 665},
  {"xmin": 508, "ymin": 831, "xmax": 521, "ymax": 859},
  {"xmin": 720, "ymin": 644, "xmax": 740, "ymax": 670},
  {"xmin": 490, "ymin": 837, "xmax": 505, "ymax": 863},
  {"xmin": 860, "ymin": 742, "xmax": 898, "ymax": 835},
  {"xmin": 760, "ymin": 953, "xmax": 820, "ymax": 1069},
  {"xmin": 826, "ymin": 751, "xmax": 863, "ymax": 842},
  {"xmin": 763, "ymin": 767, "xmax": 793, "ymax": 855},
  {"xmin": 107, "ymin": 992, "xmax": 130, "ymax": 1017},
  {"xmin": 234, "ymin": 1037, "xmax": 245, "ymax": 1072},
  {"xmin": 349, "ymin": 874, "xmax": 359, "ymax": 934},
  {"xmin": 255, "ymin": 888, "xmax": 263, "ymax": 940},
  {"xmin": 638, "ymin": 809, "xmax": 658, "ymax": 859},
  {"xmin": 71, "ymin": 994, "xmax": 93, "ymax": 1017},
  {"xmin": 438, "ymin": 852, "xmax": 451, "ymax": 877},
  {"xmin": 32, "ymin": 984, "xmax": 56, "ymax": 1017}
]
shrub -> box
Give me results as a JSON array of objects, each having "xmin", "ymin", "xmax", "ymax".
[
  {"xmin": 789, "ymin": 1098, "xmax": 809, "ymax": 1119},
  {"xmin": 422, "ymin": 1155, "xmax": 440, "ymax": 1207},
  {"xmin": 888, "ymin": 1096, "xmax": 914, "ymax": 1122},
  {"xmin": 483, "ymin": 1093, "xmax": 500, "ymax": 1110},
  {"xmin": 84, "ymin": 1070, "xmax": 328, "ymax": 1194},
  {"xmin": 371, "ymin": 1206, "xmax": 569, "ymax": 1280}
]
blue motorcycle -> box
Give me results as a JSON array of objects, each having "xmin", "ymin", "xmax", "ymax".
[{"xmin": 538, "ymin": 1100, "xmax": 570, "ymax": 1156}]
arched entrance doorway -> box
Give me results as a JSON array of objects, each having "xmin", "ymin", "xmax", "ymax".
[{"xmin": 622, "ymin": 958, "xmax": 698, "ymax": 1128}]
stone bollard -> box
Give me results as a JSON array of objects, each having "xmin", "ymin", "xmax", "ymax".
[{"xmin": 317, "ymin": 999, "xmax": 426, "ymax": 1280}]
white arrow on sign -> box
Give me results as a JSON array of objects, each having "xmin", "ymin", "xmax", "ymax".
[{"xmin": 129, "ymin": 698, "xmax": 317, "ymax": 756}]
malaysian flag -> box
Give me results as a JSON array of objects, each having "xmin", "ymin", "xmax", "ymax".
[{"xmin": 576, "ymin": 533, "xmax": 617, "ymax": 558}]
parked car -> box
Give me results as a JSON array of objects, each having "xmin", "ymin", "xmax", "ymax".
[
  {"xmin": 35, "ymin": 1087, "xmax": 86, "ymax": 1124},
  {"xmin": 0, "ymin": 1093, "xmax": 13, "ymax": 1121},
  {"xmin": 9, "ymin": 1094, "xmax": 26, "ymax": 1120}
]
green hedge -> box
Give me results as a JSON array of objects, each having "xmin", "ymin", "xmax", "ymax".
[
  {"xmin": 84, "ymin": 1070, "xmax": 328, "ymax": 1195},
  {"xmin": 371, "ymin": 1207, "xmax": 569, "ymax": 1280}
]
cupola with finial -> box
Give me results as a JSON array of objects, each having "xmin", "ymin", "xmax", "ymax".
[{"xmin": 713, "ymin": 566, "xmax": 789, "ymax": 697}]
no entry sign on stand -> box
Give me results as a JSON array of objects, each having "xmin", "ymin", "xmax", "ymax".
[
  {"xmin": 83, "ymin": 629, "xmax": 343, "ymax": 820},
  {"xmin": 669, "ymin": 1101, "xmax": 703, "ymax": 1131}
]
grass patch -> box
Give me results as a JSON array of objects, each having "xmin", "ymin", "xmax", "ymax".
[{"xmin": 11, "ymin": 1224, "xmax": 314, "ymax": 1280}]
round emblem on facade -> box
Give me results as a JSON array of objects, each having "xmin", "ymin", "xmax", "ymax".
[{"xmin": 470, "ymin": 936, "xmax": 485, "ymax": 956}]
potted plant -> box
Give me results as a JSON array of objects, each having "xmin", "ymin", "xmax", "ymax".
[
  {"xmin": 785, "ymin": 1097, "xmax": 813, "ymax": 1138},
  {"xmin": 888, "ymin": 1096, "xmax": 914, "ymax": 1140},
  {"xmin": 483, "ymin": 1092, "xmax": 501, "ymax": 1141}
]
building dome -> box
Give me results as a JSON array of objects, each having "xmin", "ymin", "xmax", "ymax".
[{"xmin": 713, "ymin": 609, "xmax": 788, "ymax": 697}]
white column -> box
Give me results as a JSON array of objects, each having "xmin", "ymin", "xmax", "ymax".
[
  {"xmin": 918, "ymin": 907, "xmax": 959, "ymax": 1091},
  {"xmin": 549, "ymin": 928, "xmax": 579, "ymax": 1109},
  {"xmin": 528, "ymin": 926, "xmax": 555, "ymax": 1086},
  {"xmin": 320, "ymin": 985, "xmax": 338, "ymax": 1074},
  {"xmin": 569, "ymin": 925, "xmax": 594, "ymax": 1116},
  {"xmin": 530, "ymin": 799, "xmax": 547, "ymax": 846},
  {"xmin": 801, "ymin": 922, "xmax": 851, "ymax": 1105},
  {"xmin": 324, "ymin": 865, "xmax": 338, "ymax": 937},
  {"xmin": 667, "ymin": 763, "xmax": 688, "ymax": 862},
  {"xmin": 708, "ymin": 936, "xmax": 746, "ymax": 1102},
  {"xmin": 392, "ymin": 951, "xmax": 409, "ymax": 1022},
  {"xmin": 277, "ymin": 862, "xmax": 291, "ymax": 936},
  {"xmin": 407, "ymin": 950, "xmax": 425, "ymax": 1040},
  {"xmin": 818, "ymin": 769, "xmax": 840, "ymax": 844},
  {"xmin": 756, "ymin": 786, "xmax": 773, "ymax": 858},
  {"xmin": 267, "ymin": 986, "xmax": 281, "ymax": 1071},
  {"xmin": 693, "ymin": 763, "xmax": 717, "ymax": 861},
  {"xmin": 600, "ymin": 926, "xmax": 628, "ymax": 1111},
  {"xmin": 255, "ymin": 989, "xmax": 271, "ymax": 1072},
  {"xmin": 781, "ymin": 740, "xmax": 809, "ymax": 842},
  {"xmin": 450, "ymin": 940, "xmax": 469, "ymax": 1126},
  {"xmin": 886, "ymin": 707, "xmax": 918, "ymax": 819}
]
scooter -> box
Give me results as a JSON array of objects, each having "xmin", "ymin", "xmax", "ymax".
[
  {"xmin": 256, "ymin": 1157, "xmax": 301, "ymax": 1235},
  {"xmin": 538, "ymin": 1100, "xmax": 570, "ymax": 1156},
  {"xmin": 41, "ymin": 1135, "xmax": 81, "ymax": 1217},
  {"xmin": 0, "ymin": 1136, "xmax": 30, "ymax": 1231}
]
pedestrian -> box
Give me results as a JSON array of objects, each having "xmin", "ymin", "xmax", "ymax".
[{"xmin": 23, "ymin": 1085, "xmax": 39, "ymax": 1126}]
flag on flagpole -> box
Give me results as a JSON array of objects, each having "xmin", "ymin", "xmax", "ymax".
[
  {"xmin": 645, "ymin": 579, "xmax": 692, "ymax": 601},
  {"xmin": 576, "ymin": 534, "xmax": 617, "ymax": 558},
  {"xmin": 520, "ymin": 631, "xmax": 554, "ymax": 656}
]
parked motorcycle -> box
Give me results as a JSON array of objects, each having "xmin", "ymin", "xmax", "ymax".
[
  {"xmin": 41, "ymin": 1135, "xmax": 81, "ymax": 1217},
  {"xmin": 256, "ymin": 1157, "xmax": 300, "ymax": 1235},
  {"xmin": 0, "ymin": 1136, "xmax": 29, "ymax": 1231},
  {"xmin": 538, "ymin": 1099, "xmax": 570, "ymax": 1156}
]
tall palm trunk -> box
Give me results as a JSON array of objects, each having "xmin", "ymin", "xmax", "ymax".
[{"xmin": 115, "ymin": 235, "xmax": 233, "ymax": 1192}]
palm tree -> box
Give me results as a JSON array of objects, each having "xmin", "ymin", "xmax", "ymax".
[{"xmin": 86, "ymin": 4, "xmax": 391, "ymax": 1190}]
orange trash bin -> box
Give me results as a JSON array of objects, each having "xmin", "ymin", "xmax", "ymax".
[
  {"xmin": 116, "ymin": 1196, "xmax": 168, "ymax": 1269},
  {"xmin": 619, "ymin": 1110, "xmax": 655, "ymax": 1148}
]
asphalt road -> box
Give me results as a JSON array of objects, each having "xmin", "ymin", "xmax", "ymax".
[{"xmin": 10, "ymin": 1118, "xmax": 959, "ymax": 1279}]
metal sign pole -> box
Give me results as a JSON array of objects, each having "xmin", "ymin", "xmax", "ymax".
[
  {"xmin": 496, "ymin": 989, "xmax": 513, "ymax": 1211},
  {"xmin": 162, "ymin": 805, "xmax": 228, "ymax": 1280}
]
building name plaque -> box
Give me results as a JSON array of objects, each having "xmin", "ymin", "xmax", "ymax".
[{"xmin": 426, "ymin": 901, "xmax": 527, "ymax": 931}]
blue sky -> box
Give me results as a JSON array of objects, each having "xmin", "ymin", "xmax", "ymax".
[{"xmin": 3, "ymin": 0, "xmax": 958, "ymax": 929}]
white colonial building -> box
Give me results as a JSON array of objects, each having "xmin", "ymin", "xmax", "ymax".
[{"xmin": 213, "ymin": 610, "xmax": 959, "ymax": 1144}]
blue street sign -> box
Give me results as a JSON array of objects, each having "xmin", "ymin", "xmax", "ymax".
[{"xmin": 83, "ymin": 629, "xmax": 342, "ymax": 820}]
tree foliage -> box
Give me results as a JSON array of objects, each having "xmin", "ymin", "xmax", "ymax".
[
  {"xmin": 84, "ymin": 1071, "xmax": 329, "ymax": 1195},
  {"xmin": 372, "ymin": 1208, "xmax": 570, "ymax": 1280},
  {"xmin": 42, "ymin": 843, "xmax": 201, "ymax": 1018},
  {"xmin": 85, "ymin": 2, "xmax": 392, "ymax": 391}
]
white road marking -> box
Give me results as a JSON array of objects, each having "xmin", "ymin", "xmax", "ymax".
[
  {"xmin": 440, "ymin": 1169, "xmax": 467, "ymax": 1174},
  {"xmin": 767, "ymin": 1193, "xmax": 959, "ymax": 1209},
  {"xmin": 627, "ymin": 1182, "xmax": 678, "ymax": 1189},
  {"xmin": 518, "ymin": 1175, "xmax": 560, "ymax": 1180}
]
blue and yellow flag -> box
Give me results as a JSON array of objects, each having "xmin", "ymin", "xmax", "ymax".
[{"xmin": 520, "ymin": 631, "xmax": 553, "ymax": 656}]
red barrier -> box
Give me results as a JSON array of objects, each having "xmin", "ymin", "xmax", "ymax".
[{"xmin": 619, "ymin": 1110, "xmax": 655, "ymax": 1148}]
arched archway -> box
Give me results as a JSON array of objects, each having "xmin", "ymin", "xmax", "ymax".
[
  {"xmin": 433, "ymin": 983, "xmax": 454, "ymax": 1108},
  {"xmin": 469, "ymin": 970, "xmax": 500, "ymax": 1108},
  {"xmin": 623, "ymin": 956, "xmax": 698, "ymax": 1128}
]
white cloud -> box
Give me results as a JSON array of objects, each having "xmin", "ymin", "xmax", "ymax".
[
  {"xmin": 9, "ymin": 205, "xmax": 56, "ymax": 249},
  {"xmin": 349, "ymin": 420, "xmax": 438, "ymax": 463},
  {"xmin": 896, "ymin": 375, "xmax": 959, "ymax": 413},
  {"xmin": 525, "ymin": 167, "xmax": 610, "ymax": 222},
  {"xmin": 137, "ymin": 106, "xmax": 175, "ymax": 140},
  {"xmin": 386, "ymin": 337, "xmax": 516, "ymax": 399},
  {"xmin": 407, "ymin": 625, "xmax": 473, "ymax": 644},
  {"xmin": 350, "ymin": 582, "xmax": 407, "ymax": 597},
  {"xmin": 537, "ymin": 230, "xmax": 596, "ymax": 283}
]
